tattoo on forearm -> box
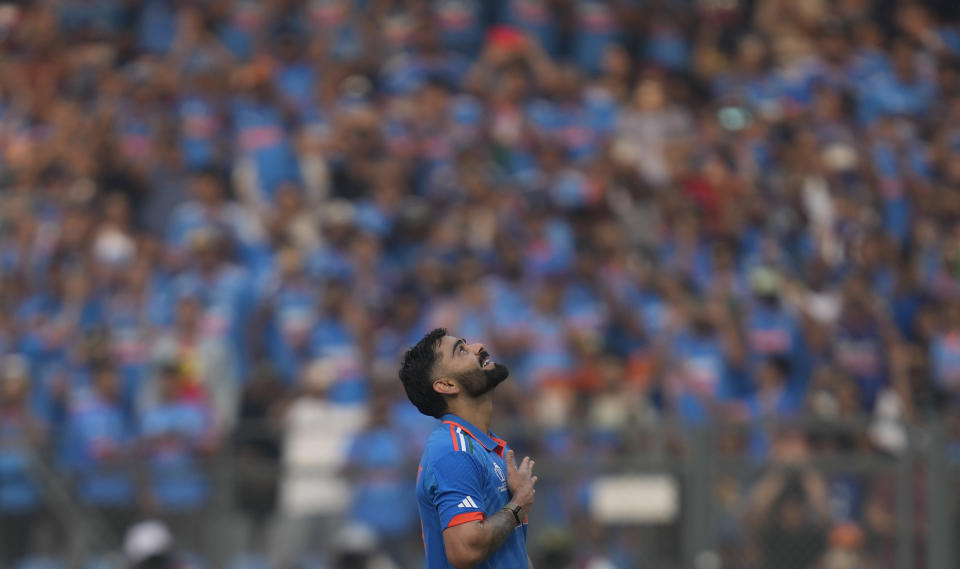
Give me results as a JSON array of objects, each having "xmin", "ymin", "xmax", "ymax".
[{"xmin": 481, "ymin": 509, "xmax": 518, "ymax": 555}]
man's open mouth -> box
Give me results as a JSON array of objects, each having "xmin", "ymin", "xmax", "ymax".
[{"xmin": 478, "ymin": 352, "xmax": 492, "ymax": 367}]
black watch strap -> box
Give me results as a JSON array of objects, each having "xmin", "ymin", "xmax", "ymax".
[{"xmin": 503, "ymin": 502, "xmax": 523, "ymax": 525}]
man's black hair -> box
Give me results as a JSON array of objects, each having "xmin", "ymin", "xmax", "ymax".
[
  {"xmin": 189, "ymin": 165, "xmax": 235, "ymax": 199},
  {"xmin": 134, "ymin": 553, "xmax": 175, "ymax": 569},
  {"xmin": 189, "ymin": 165, "xmax": 227, "ymax": 183},
  {"xmin": 399, "ymin": 328, "xmax": 448, "ymax": 418},
  {"xmin": 768, "ymin": 355, "xmax": 792, "ymax": 380}
]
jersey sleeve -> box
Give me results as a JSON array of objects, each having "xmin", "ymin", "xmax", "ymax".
[{"xmin": 432, "ymin": 451, "xmax": 488, "ymax": 529}]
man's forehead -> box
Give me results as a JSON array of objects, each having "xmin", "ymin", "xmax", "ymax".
[
  {"xmin": 436, "ymin": 334, "xmax": 466, "ymax": 358},
  {"xmin": 438, "ymin": 335, "xmax": 460, "ymax": 351}
]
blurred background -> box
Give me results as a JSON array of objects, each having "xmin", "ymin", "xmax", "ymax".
[{"xmin": 0, "ymin": 0, "xmax": 959, "ymax": 568}]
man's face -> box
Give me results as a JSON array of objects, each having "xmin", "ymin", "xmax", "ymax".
[
  {"xmin": 175, "ymin": 296, "xmax": 201, "ymax": 329},
  {"xmin": 434, "ymin": 335, "xmax": 509, "ymax": 398},
  {"xmin": 94, "ymin": 369, "xmax": 119, "ymax": 401}
]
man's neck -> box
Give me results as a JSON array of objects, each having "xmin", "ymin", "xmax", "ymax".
[{"xmin": 447, "ymin": 394, "xmax": 494, "ymax": 434}]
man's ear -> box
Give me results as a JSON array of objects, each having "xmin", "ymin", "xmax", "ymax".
[{"xmin": 433, "ymin": 377, "xmax": 460, "ymax": 396}]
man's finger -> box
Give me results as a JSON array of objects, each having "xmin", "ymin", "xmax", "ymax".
[
  {"xmin": 519, "ymin": 456, "xmax": 530, "ymax": 473},
  {"xmin": 505, "ymin": 450, "xmax": 517, "ymax": 473},
  {"xmin": 531, "ymin": 476, "xmax": 538, "ymax": 485}
]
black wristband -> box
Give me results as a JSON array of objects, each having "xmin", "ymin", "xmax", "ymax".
[{"xmin": 502, "ymin": 503, "xmax": 523, "ymax": 525}]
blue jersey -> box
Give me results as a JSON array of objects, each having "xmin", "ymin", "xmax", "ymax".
[{"xmin": 416, "ymin": 414, "xmax": 528, "ymax": 569}]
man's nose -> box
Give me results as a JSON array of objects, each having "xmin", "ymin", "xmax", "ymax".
[{"xmin": 469, "ymin": 342, "xmax": 485, "ymax": 354}]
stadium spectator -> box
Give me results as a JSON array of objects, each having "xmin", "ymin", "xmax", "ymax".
[
  {"xmin": 123, "ymin": 519, "xmax": 197, "ymax": 569},
  {"xmin": 61, "ymin": 360, "xmax": 136, "ymax": 538},
  {"xmin": 665, "ymin": 299, "xmax": 743, "ymax": 424},
  {"xmin": 819, "ymin": 522, "xmax": 867, "ymax": 569},
  {"xmin": 272, "ymin": 357, "xmax": 366, "ymax": 569},
  {"xmin": 747, "ymin": 433, "xmax": 830, "ymax": 569},
  {"xmin": 139, "ymin": 362, "xmax": 217, "ymax": 554},
  {"xmin": 233, "ymin": 363, "xmax": 285, "ymax": 554},
  {"xmin": 147, "ymin": 279, "xmax": 239, "ymax": 432},
  {"xmin": 0, "ymin": 355, "xmax": 46, "ymax": 565},
  {"xmin": 344, "ymin": 391, "xmax": 418, "ymax": 567},
  {"xmin": 328, "ymin": 523, "xmax": 400, "ymax": 569}
]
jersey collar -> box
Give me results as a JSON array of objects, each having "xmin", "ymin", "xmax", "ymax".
[{"xmin": 441, "ymin": 413, "xmax": 507, "ymax": 456}]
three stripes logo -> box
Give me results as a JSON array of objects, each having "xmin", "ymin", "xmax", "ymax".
[{"xmin": 457, "ymin": 496, "xmax": 479, "ymax": 509}]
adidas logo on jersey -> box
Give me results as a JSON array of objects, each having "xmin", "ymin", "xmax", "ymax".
[{"xmin": 457, "ymin": 496, "xmax": 479, "ymax": 509}]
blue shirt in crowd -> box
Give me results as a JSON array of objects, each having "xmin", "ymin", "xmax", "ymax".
[{"xmin": 141, "ymin": 400, "xmax": 211, "ymax": 512}]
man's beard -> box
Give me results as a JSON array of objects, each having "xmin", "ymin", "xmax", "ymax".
[{"xmin": 456, "ymin": 363, "xmax": 510, "ymax": 398}]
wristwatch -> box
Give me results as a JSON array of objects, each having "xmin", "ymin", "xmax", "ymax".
[{"xmin": 503, "ymin": 502, "xmax": 523, "ymax": 526}]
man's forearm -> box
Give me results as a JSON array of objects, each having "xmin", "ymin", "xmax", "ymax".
[
  {"xmin": 444, "ymin": 505, "xmax": 526, "ymax": 568},
  {"xmin": 476, "ymin": 508, "xmax": 519, "ymax": 557}
]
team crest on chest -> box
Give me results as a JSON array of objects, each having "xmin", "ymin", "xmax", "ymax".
[{"xmin": 493, "ymin": 461, "xmax": 507, "ymax": 492}]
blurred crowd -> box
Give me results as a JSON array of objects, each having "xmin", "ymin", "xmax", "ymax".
[{"xmin": 0, "ymin": 0, "xmax": 960, "ymax": 568}]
